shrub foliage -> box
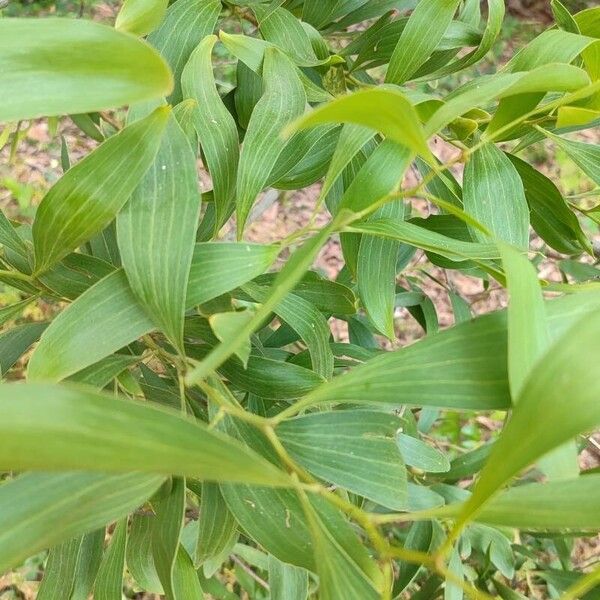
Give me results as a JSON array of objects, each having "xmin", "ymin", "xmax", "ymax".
[{"xmin": 1, "ymin": 0, "xmax": 600, "ymax": 598}]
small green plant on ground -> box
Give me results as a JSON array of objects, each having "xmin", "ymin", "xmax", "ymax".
[{"xmin": 0, "ymin": 1, "xmax": 600, "ymax": 599}]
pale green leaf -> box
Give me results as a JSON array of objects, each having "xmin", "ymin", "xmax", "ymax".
[
  {"xmin": 463, "ymin": 144, "xmax": 529, "ymax": 249},
  {"xmin": 0, "ymin": 18, "xmax": 172, "ymax": 122},
  {"xmin": 236, "ymin": 48, "xmax": 306, "ymax": 236},
  {"xmin": 28, "ymin": 243, "xmax": 279, "ymax": 381},
  {"xmin": 152, "ymin": 478, "xmax": 185, "ymax": 600},
  {"xmin": 32, "ymin": 107, "xmax": 170, "ymax": 274},
  {"xmin": 396, "ymin": 433, "xmax": 450, "ymax": 473},
  {"xmin": 117, "ymin": 112, "xmax": 201, "ymax": 351},
  {"xmin": 287, "ymin": 88, "xmax": 431, "ymax": 160},
  {"xmin": 182, "ymin": 35, "xmax": 239, "ymax": 234},
  {"xmin": 147, "ymin": 0, "xmax": 221, "ymax": 103},
  {"xmin": 94, "ymin": 519, "xmax": 127, "ymax": 600},
  {"xmin": 0, "ymin": 471, "xmax": 164, "ymax": 574},
  {"xmin": 463, "ymin": 307, "xmax": 600, "ymax": 520},
  {"xmin": 385, "ymin": 0, "xmax": 461, "ymax": 84},
  {"xmin": 115, "ymin": 0, "xmax": 168, "ymax": 36},
  {"xmin": 0, "ymin": 382, "xmax": 290, "ymax": 486}
]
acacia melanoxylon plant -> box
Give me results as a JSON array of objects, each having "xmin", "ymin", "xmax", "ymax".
[{"xmin": 0, "ymin": 0, "xmax": 600, "ymax": 598}]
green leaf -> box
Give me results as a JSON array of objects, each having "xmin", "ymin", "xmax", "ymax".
[
  {"xmin": 28, "ymin": 243, "xmax": 278, "ymax": 381},
  {"xmin": 152, "ymin": 478, "xmax": 185, "ymax": 600},
  {"xmin": 287, "ymin": 88, "xmax": 431, "ymax": 161},
  {"xmin": 236, "ymin": 48, "xmax": 306, "ymax": 236},
  {"xmin": 116, "ymin": 0, "xmax": 168, "ymax": 36},
  {"xmin": 385, "ymin": 0, "xmax": 461, "ymax": 84},
  {"xmin": 147, "ymin": 0, "xmax": 221, "ymax": 103},
  {"xmin": 37, "ymin": 537, "xmax": 83, "ymax": 600},
  {"xmin": 0, "ymin": 296, "xmax": 37, "ymax": 328},
  {"xmin": 543, "ymin": 130, "xmax": 600, "ymax": 186},
  {"xmin": 425, "ymin": 64, "xmax": 591, "ymax": 136},
  {"xmin": 0, "ymin": 471, "xmax": 164, "ymax": 574},
  {"xmin": 444, "ymin": 545, "xmax": 464, "ymax": 600},
  {"xmin": 172, "ymin": 546, "xmax": 204, "ymax": 598},
  {"xmin": 70, "ymin": 530, "xmax": 105, "ymax": 600},
  {"xmin": 320, "ymin": 124, "xmax": 375, "ymax": 201},
  {"xmin": 469, "ymin": 474, "xmax": 600, "ymax": 530},
  {"xmin": 278, "ymin": 410, "xmax": 408, "ymax": 510},
  {"xmin": 94, "ymin": 519, "xmax": 127, "ymax": 600},
  {"xmin": 0, "ymin": 322, "xmax": 47, "ymax": 376},
  {"xmin": 182, "ymin": 36, "xmax": 239, "ymax": 234},
  {"xmin": 242, "ymin": 281, "xmax": 334, "ymax": 379},
  {"xmin": 127, "ymin": 514, "xmax": 164, "ymax": 593},
  {"xmin": 117, "ymin": 112, "xmax": 201, "ymax": 351},
  {"xmin": 254, "ymin": 5, "xmax": 319, "ymax": 66},
  {"xmin": 209, "ymin": 311, "xmax": 253, "ymax": 367},
  {"xmin": 0, "ymin": 18, "xmax": 172, "ymax": 122},
  {"xmin": 195, "ymin": 482, "xmax": 238, "ymax": 567},
  {"xmin": 394, "ymin": 521, "xmax": 439, "ymax": 595},
  {"xmin": 500, "ymin": 245, "xmax": 548, "ymax": 399},
  {"xmin": 501, "ymin": 243, "xmax": 577, "ymax": 481},
  {"xmin": 551, "ymin": 0, "xmax": 580, "ymax": 34},
  {"xmin": 67, "ymin": 354, "xmax": 140, "ymax": 389},
  {"xmin": 508, "ymin": 154, "xmax": 591, "ymax": 255},
  {"xmin": 463, "ymin": 144, "xmax": 529, "ymax": 249},
  {"xmin": 298, "ymin": 492, "xmax": 381, "ymax": 600},
  {"xmin": 186, "ymin": 224, "xmax": 334, "ymax": 385},
  {"xmin": 0, "ymin": 210, "xmax": 29, "ymax": 258},
  {"xmin": 286, "ymin": 292, "xmax": 600, "ymax": 413},
  {"xmin": 268, "ymin": 554, "xmax": 309, "ymax": 600},
  {"xmin": 32, "ymin": 107, "xmax": 170, "ymax": 274},
  {"xmin": 346, "ymin": 218, "xmax": 500, "ymax": 262},
  {"xmin": 396, "ymin": 433, "xmax": 450, "ymax": 473},
  {"xmin": 0, "ymin": 382, "xmax": 290, "ymax": 486},
  {"xmin": 358, "ymin": 202, "xmax": 406, "ymax": 338},
  {"xmin": 462, "ymin": 307, "xmax": 600, "ymax": 521}
]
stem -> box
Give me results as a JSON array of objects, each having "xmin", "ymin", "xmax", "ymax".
[{"xmin": 0, "ymin": 269, "xmax": 33, "ymax": 282}]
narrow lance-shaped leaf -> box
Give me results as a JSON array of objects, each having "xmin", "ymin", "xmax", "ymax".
[
  {"xmin": 117, "ymin": 112, "xmax": 201, "ymax": 352},
  {"xmin": 0, "ymin": 383, "xmax": 290, "ymax": 486},
  {"xmin": 461, "ymin": 308, "xmax": 600, "ymax": 523},
  {"xmin": 94, "ymin": 519, "xmax": 128, "ymax": 600},
  {"xmin": 385, "ymin": 0, "xmax": 462, "ymax": 84},
  {"xmin": 346, "ymin": 219, "xmax": 500, "ymax": 262},
  {"xmin": 508, "ymin": 153, "xmax": 591, "ymax": 256},
  {"xmin": 236, "ymin": 48, "xmax": 306, "ymax": 237},
  {"xmin": 147, "ymin": 0, "xmax": 221, "ymax": 103},
  {"xmin": 127, "ymin": 515, "xmax": 164, "ymax": 593},
  {"xmin": 186, "ymin": 224, "xmax": 334, "ymax": 384},
  {"xmin": 501, "ymin": 244, "xmax": 578, "ymax": 478},
  {"xmin": 0, "ymin": 18, "xmax": 172, "ymax": 122},
  {"xmin": 278, "ymin": 410, "xmax": 408, "ymax": 510},
  {"xmin": 283, "ymin": 292, "xmax": 600, "ymax": 414},
  {"xmin": 182, "ymin": 35, "xmax": 240, "ymax": 234},
  {"xmin": 253, "ymin": 5, "xmax": 319, "ymax": 66},
  {"xmin": 298, "ymin": 492, "xmax": 381, "ymax": 600},
  {"xmin": 37, "ymin": 537, "xmax": 82, "ymax": 600},
  {"xmin": 32, "ymin": 107, "xmax": 170, "ymax": 274},
  {"xmin": 268, "ymin": 554, "xmax": 309, "ymax": 600},
  {"xmin": 28, "ymin": 242, "xmax": 279, "ymax": 382},
  {"xmin": 152, "ymin": 478, "xmax": 185, "ymax": 600},
  {"xmin": 0, "ymin": 471, "xmax": 164, "ymax": 574},
  {"xmin": 242, "ymin": 281, "xmax": 334, "ymax": 379},
  {"xmin": 543, "ymin": 129, "xmax": 600, "ymax": 186},
  {"xmin": 195, "ymin": 482, "xmax": 238, "ymax": 567},
  {"xmin": 463, "ymin": 144, "xmax": 529, "ymax": 249},
  {"xmin": 287, "ymin": 88, "xmax": 432, "ymax": 161}
]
